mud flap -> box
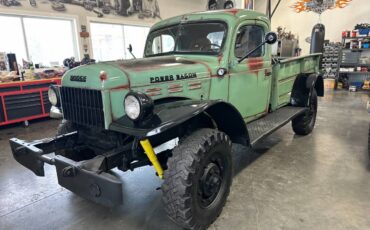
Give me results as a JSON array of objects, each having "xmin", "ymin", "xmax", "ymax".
[{"xmin": 54, "ymin": 155, "xmax": 123, "ymax": 207}]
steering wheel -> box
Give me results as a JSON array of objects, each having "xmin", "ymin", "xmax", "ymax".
[
  {"xmin": 209, "ymin": 43, "xmax": 221, "ymax": 48},
  {"xmin": 200, "ymin": 43, "xmax": 221, "ymax": 51}
]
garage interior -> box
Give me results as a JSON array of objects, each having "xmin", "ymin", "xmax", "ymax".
[{"xmin": 1, "ymin": 0, "xmax": 370, "ymax": 230}]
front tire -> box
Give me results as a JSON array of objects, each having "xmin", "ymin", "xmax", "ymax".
[
  {"xmin": 162, "ymin": 128, "xmax": 232, "ymax": 230},
  {"xmin": 292, "ymin": 89, "xmax": 318, "ymax": 135}
]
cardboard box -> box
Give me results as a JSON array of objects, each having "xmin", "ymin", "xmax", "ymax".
[{"xmin": 324, "ymin": 78, "xmax": 336, "ymax": 89}]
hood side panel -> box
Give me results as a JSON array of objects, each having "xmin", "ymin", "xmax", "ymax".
[{"xmin": 62, "ymin": 64, "xmax": 129, "ymax": 90}]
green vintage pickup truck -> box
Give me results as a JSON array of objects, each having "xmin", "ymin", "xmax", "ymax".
[{"xmin": 10, "ymin": 9, "xmax": 323, "ymax": 230}]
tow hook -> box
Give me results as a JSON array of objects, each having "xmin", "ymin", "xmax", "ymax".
[
  {"xmin": 62, "ymin": 166, "xmax": 77, "ymax": 177},
  {"xmin": 89, "ymin": 183, "xmax": 101, "ymax": 197}
]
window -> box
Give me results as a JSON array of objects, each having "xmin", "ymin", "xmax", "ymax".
[
  {"xmin": 235, "ymin": 25, "xmax": 264, "ymax": 59},
  {"xmin": 145, "ymin": 22, "xmax": 227, "ymax": 57},
  {"xmin": 23, "ymin": 17, "xmax": 78, "ymax": 66},
  {"xmin": 123, "ymin": 25, "xmax": 150, "ymax": 59},
  {"xmin": 90, "ymin": 23, "xmax": 125, "ymax": 62},
  {"xmin": 90, "ymin": 22, "xmax": 150, "ymax": 61},
  {"xmin": 0, "ymin": 16, "xmax": 28, "ymax": 64},
  {"xmin": 0, "ymin": 14, "xmax": 78, "ymax": 67},
  {"xmin": 147, "ymin": 27, "xmax": 177, "ymax": 55}
]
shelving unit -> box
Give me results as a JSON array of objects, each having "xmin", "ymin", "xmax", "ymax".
[{"xmin": 338, "ymin": 35, "xmax": 370, "ymax": 88}]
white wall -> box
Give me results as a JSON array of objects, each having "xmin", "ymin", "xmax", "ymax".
[
  {"xmin": 0, "ymin": 0, "xmax": 208, "ymax": 59},
  {"xmin": 255, "ymin": 0, "xmax": 370, "ymax": 54}
]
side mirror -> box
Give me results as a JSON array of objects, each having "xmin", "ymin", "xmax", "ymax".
[
  {"xmin": 238, "ymin": 31, "xmax": 278, "ymax": 63},
  {"xmin": 127, "ymin": 44, "xmax": 136, "ymax": 59},
  {"xmin": 265, "ymin": 32, "xmax": 278, "ymax": 45}
]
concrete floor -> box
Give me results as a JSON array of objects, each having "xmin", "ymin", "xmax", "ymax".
[{"xmin": 0, "ymin": 90, "xmax": 369, "ymax": 230}]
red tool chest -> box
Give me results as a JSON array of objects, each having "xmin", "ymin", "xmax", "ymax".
[{"xmin": 0, "ymin": 78, "xmax": 61, "ymax": 126}]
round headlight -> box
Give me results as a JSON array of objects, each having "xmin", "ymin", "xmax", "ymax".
[
  {"xmin": 48, "ymin": 87, "xmax": 58, "ymax": 106},
  {"xmin": 124, "ymin": 95, "xmax": 141, "ymax": 120},
  {"xmin": 124, "ymin": 92, "xmax": 154, "ymax": 122}
]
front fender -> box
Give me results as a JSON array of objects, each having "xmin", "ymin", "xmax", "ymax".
[{"xmin": 109, "ymin": 100, "xmax": 249, "ymax": 145}]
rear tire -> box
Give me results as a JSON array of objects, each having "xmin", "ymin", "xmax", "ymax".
[
  {"xmin": 162, "ymin": 128, "xmax": 232, "ymax": 230},
  {"xmin": 292, "ymin": 89, "xmax": 318, "ymax": 135}
]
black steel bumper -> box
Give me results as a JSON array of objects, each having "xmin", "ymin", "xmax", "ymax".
[{"xmin": 9, "ymin": 133, "xmax": 123, "ymax": 207}]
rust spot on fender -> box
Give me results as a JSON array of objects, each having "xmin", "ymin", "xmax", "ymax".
[
  {"xmin": 193, "ymin": 60, "xmax": 213, "ymax": 77},
  {"xmin": 217, "ymin": 54, "xmax": 223, "ymax": 66},
  {"xmin": 145, "ymin": 87, "xmax": 162, "ymax": 93},
  {"xmin": 148, "ymin": 92, "xmax": 162, "ymax": 97},
  {"xmin": 118, "ymin": 57, "xmax": 196, "ymax": 72},
  {"xmin": 168, "ymin": 84, "xmax": 182, "ymax": 89},
  {"xmin": 110, "ymin": 84, "xmax": 130, "ymax": 91},
  {"xmin": 225, "ymin": 9, "xmax": 239, "ymax": 15},
  {"xmin": 188, "ymin": 82, "xmax": 201, "ymax": 87}
]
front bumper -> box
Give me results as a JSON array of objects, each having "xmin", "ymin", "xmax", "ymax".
[{"xmin": 9, "ymin": 132, "xmax": 124, "ymax": 207}]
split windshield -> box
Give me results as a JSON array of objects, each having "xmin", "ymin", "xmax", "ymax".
[{"xmin": 144, "ymin": 22, "xmax": 227, "ymax": 57}]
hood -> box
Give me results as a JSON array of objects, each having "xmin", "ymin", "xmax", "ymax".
[
  {"xmin": 62, "ymin": 62, "xmax": 129, "ymax": 90},
  {"xmin": 62, "ymin": 55, "xmax": 219, "ymax": 90},
  {"xmin": 106, "ymin": 55, "xmax": 217, "ymax": 88}
]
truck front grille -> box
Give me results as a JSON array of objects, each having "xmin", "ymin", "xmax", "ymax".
[{"xmin": 60, "ymin": 87, "xmax": 104, "ymax": 128}]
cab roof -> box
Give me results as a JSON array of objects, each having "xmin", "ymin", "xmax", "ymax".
[{"xmin": 150, "ymin": 9, "xmax": 270, "ymax": 32}]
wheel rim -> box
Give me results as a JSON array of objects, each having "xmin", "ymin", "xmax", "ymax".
[
  {"xmin": 306, "ymin": 92, "xmax": 317, "ymax": 126},
  {"xmin": 197, "ymin": 153, "xmax": 226, "ymax": 208}
]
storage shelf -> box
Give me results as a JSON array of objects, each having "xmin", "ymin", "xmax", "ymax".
[
  {"xmin": 339, "ymin": 72, "xmax": 370, "ymax": 74},
  {"xmin": 340, "ymin": 63, "xmax": 370, "ymax": 67},
  {"xmin": 342, "ymin": 48, "xmax": 370, "ymax": 51},
  {"xmin": 342, "ymin": 36, "xmax": 370, "ymax": 39}
]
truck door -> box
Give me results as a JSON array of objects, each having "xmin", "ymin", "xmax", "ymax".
[{"xmin": 228, "ymin": 20, "xmax": 272, "ymax": 121}]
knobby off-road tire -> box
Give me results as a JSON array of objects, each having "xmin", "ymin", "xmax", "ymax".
[
  {"xmin": 55, "ymin": 120, "xmax": 75, "ymax": 157},
  {"xmin": 292, "ymin": 89, "xmax": 318, "ymax": 135},
  {"xmin": 162, "ymin": 128, "xmax": 233, "ymax": 230}
]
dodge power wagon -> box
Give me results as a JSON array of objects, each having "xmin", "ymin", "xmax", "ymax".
[{"xmin": 10, "ymin": 9, "xmax": 324, "ymax": 230}]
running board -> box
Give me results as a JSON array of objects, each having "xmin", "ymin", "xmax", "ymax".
[{"xmin": 247, "ymin": 106, "xmax": 308, "ymax": 147}]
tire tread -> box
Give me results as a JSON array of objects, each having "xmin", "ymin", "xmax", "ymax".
[{"xmin": 162, "ymin": 128, "xmax": 232, "ymax": 230}]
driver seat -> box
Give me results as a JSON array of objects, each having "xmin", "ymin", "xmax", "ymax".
[{"xmin": 189, "ymin": 37, "xmax": 211, "ymax": 51}]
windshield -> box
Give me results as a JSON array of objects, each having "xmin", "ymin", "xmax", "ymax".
[{"xmin": 144, "ymin": 22, "xmax": 227, "ymax": 57}]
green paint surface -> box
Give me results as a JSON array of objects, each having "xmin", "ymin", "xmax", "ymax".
[{"xmin": 61, "ymin": 9, "xmax": 320, "ymax": 130}]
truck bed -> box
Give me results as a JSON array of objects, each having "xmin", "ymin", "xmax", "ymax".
[{"xmin": 270, "ymin": 53, "xmax": 321, "ymax": 110}]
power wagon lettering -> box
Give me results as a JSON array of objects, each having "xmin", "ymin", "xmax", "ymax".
[{"xmin": 150, "ymin": 73, "xmax": 197, "ymax": 83}]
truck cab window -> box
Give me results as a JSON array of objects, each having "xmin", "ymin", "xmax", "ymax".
[
  {"xmin": 145, "ymin": 22, "xmax": 226, "ymax": 57},
  {"xmin": 152, "ymin": 34, "xmax": 175, "ymax": 54},
  {"xmin": 235, "ymin": 25, "xmax": 264, "ymax": 59}
]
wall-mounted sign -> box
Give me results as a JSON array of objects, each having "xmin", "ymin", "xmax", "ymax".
[{"xmin": 291, "ymin": 0, "xmax": 352, "ymax": 14}]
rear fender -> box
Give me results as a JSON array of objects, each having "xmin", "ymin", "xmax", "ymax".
[
  {"xmin": 307, "ymin": 74, "xmax": 324, "ymax": 97},
  {"xmin": 291, "ymin": 73, "xmax": 324, "ymax": 106}
]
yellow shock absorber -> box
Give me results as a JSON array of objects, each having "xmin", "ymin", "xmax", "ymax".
[{"xmin": 140, "ymin": 139, "xmax": 164, "ymax": 179}]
